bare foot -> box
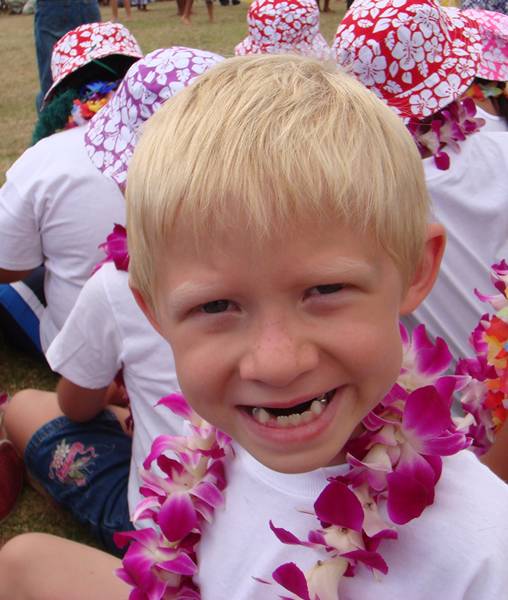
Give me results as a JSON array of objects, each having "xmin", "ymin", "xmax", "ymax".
[{"xmin": 181, "ymin": 15, "xmax": 192, "ymax": 24}]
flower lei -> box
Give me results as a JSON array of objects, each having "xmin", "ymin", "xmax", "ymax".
[
  {"xmin": 66, "ymin": 80, "xmax": 121, "ymax": 130},
  {"xmin": 453, "ymin": 260, "xmax": 508, "ymax": 456},
  {"xmin": 407, "ymin": 97, "xmax": 485, "ymax": 171},
  {"xmin": 115, "ymin": 323, "xmax": 489, "ymax": 599}
]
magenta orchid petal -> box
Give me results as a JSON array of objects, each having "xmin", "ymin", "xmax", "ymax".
[
  {"xmin": 143, "ymin": 435, "xmax": 189, "ymax": 469},
  {"xmin": 386, "ymin": 453, "xmax": 438, "ymax": 524},
  {"xmin": 272, "ymin": 563, "xmax": 311, "ymax": 600},
  {"xmin": 132, "ymin": 496, "xmax": 162, "ymax": 523},
  {"xmin": 158, "ymin": 492, "xmax": 198, "ymax": 542},
  {"xmin": 192, "ymin": 480, "xmax": 224, "ymax": 509},
  {"xmin": 314, "ymin": 481, "xmax": 364, "ymax": 531},
  {"xmin": 413, "ymin": 326, "xmax": 453, "ymax": 375},
  {"xmin": 269, "ymin": 521, "xmax": 306, "ymax": 546},
  {"xmin": 156, "ymin": 394, "xmax": 193, "ymax": 419},
  {"xmin": 402, "ymin": 386, "xmax": 453, "ymax": 438},
  {"xmin": 341, "ymin": 549, "xmax": 388, "ymax": 574},
  {"xmin": 158, "ymin": 553, "xmax": 198, "ymax": 576},
  {"xmin": 421, "ymin": 431, "xmax": 471, "ymax": 456}
]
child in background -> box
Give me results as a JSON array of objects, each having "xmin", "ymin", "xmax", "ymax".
[
  {"xmin": 461, "ymin": 7, "xmax": 508, "ymax": 131},
  {"xmin": 2, "ymin": 47, "xmax": 224, "ymax": 554},
  {"xmin": 1, "ymin": 54, "xmax": 507, "ymax": 600},
  {"xmin": 333, "ymin": 0, "xmax": 508, "ymax": 361},
  {"xmin": 235, "ymin": 0, "xmax": 330, "ymax": 60},
  {"xmin": 110, "ymin": 0, "xmax": 132, "ymax": 21},
  {"xmin": 0, "ymin": 22, "xmax": 142, "ymax": 357}
]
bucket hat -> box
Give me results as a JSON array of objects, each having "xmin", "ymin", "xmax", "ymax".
[
  {"xmin": 85, "ymin": 46, "xmax": 224, "ymax": 190},
  {"xmin": 43, "ymin": 21, "xmax": 143, "ymax": 106},
  {"xmin": 463, "ymin": 8, "xmax": 508, "ymax": 82},
  {"xmin": 235, "ymin": 0, "xmax": 330, "ymax": 60},
  {"xmin": 333, "ymin": 0, "xmax": 482, "ymax": 122}
]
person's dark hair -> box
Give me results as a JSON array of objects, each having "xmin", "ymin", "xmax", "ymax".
[{"xmin": 32, "ymin": 54, "xmax": 138, "ymax": 145}]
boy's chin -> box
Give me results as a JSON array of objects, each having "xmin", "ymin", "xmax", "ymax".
[{"xmin": 246, "ymin": 445, "xmax": 347, "ymax": 474}]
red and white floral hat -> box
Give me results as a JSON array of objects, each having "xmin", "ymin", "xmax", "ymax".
[
  {"xmin": 85, "ymin": 46, "xmax": 224, "ymax": 190},
  {"xmin": 43, "ymin": 21, "xmax": 143, "ymax": 106},
  {"xmin": 235, "ymin": 0, "xmax": 330, "ymax": 61},
  {"xmin": 462, "ymin": 8, "xmax": 508, "ymax": 82},
  {"xmin": 332, "ymin": 0, "xmax": 482, "ymax": 122}
]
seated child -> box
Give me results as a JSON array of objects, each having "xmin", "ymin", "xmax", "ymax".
[
  {"xmin": 235, "ymin": 0, "xmax": 330, "ymax": 60},
  {"xmin": 1, "ymin": 54, "xmax": 507, "ymax": 600},
  {"xmin": 333, "ymin": 0, "xmax": 508, "ymax": 361},
  {"xmin": 2, "ymin": 47, "xmax": 224, "ymax": 553},
  {"xmin": 0, "ymin": 22, "xmax": 142, "ymax": 356}
]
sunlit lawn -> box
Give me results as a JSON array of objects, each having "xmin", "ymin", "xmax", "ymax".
[{"xmin": 0, "ymin": 0, "xmax": 345, "ymax": 547}]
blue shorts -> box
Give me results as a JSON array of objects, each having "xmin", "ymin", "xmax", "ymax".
[{"xmin": 24, "ymin": 410, "xmax": 133, "ymax": 555}]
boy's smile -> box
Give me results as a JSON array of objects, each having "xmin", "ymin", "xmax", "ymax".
[{"xmin": 150, "ymin": 219, "xmax": 421, "ymax": 473}]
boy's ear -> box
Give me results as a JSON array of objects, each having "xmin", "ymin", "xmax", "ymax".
[
  {"xmin": 130, "ymin": 285, "xmax": 164, "ymax": 337},
  {"xmin": 399, "ymin": 223, "xmax": 446, "ymax": 315}
]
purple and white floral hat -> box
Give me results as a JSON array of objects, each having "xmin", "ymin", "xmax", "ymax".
[
  {"xmin": 332, "ymin": 0, "xmax": 482, "ymax": 122},
  {"xmin": 85, "ymin": 46, "xmax": 224, "ymax": 189},
  {"xmin": 235, "ymin": 0, "xmax": 330, "ymax": 61}
]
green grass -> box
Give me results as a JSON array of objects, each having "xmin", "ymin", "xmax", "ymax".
[{"xmin": 0, "ymin": 0, "xmax": 345, "ymax": 547}]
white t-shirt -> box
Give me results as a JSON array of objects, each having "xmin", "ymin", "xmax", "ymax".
[
  {"xmin": 475, "ymin": 106, "xmax": 508, "ymax": 133},
  {"xmin": 0, "ymin": 126, "xmax": 125, "ymax": 351},
  {"xmin": 197, "ymin": 448, "xmax": 508, "ymax": 599},
  {"xmin": 46, "ymin": 262, "xmax": 183, "ymax": 512},
  {"xmin": 404, "ymin": 131, "xmax": 508, "ymax": 359}
]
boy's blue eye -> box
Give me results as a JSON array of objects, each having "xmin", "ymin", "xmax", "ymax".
[{"xmin": 201, "ymin": 299, "xmax": 230, "ymax": 314}]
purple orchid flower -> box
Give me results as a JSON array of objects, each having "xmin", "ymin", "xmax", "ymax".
[
  {"xmin": 115, "ymin": 528, "xmax": 197, "ymax": 600},
  {"xmin": 93, "ymin": 223, "xmax": 130, "ymax": 274}
]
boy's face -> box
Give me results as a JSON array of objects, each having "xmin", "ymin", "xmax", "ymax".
[{"xmin": 149, "ymin": 219, "xmax": 428, "ymax": 474}]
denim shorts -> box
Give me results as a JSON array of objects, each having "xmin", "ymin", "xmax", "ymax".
[{"xmin": 24, "ymin": 410, "xmax": 133, "ymax": 555}]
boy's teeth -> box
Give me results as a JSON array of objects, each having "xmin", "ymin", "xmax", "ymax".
[
  {"xmin": 251, "ymin": 391, "xmax": 334, "ymax": 428},
  {"xmin": 252, "ymin": 407, "xmax": 270, "ymax": 424},
  {"xmin": 311, "ymin": 400, "xmax": 324, "ymax": 415}
]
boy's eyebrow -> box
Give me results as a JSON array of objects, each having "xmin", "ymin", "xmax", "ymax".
[
  {"xmin": 301, "ymin": 258, "xmax": 379, "ymax": 280},
  {"xmin": 166, "ymin": 281, "xmax": 226, "ymax": 310}
]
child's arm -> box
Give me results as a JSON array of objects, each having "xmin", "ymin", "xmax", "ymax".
[
  {"xmin": 0, "ymin": 267, "xmax": 35, "ymax": 284},
  {"xmin": 56, "ymin": 377, "xmax": 109, "ymax": 423},
  {"xmin": 481, "ymin": 423, "xmax": 508, "ymax": 483}
]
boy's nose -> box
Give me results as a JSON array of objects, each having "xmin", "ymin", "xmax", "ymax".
[{"xmin": 239, "ymin": 320, "xmax": 319, "ymax": 387}]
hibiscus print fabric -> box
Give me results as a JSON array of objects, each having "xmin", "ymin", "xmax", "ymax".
[
  {"xmin": 44, "ymin": 21, "xmax": 142, "ymax": 105},
  {"xmin": 333, "ymin": 0, "xmax": 482, "ymax": 122},
  {"xmin": 235, "ymin": 0, "xmax": 330, "ymax": 60},
  {"xmin": 84, "ymin": 47, "xmax": 224, "ymax": 189}
]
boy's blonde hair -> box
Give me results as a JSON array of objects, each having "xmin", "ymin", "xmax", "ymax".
[{"xmin": 127, "ymin": 54, "xmax": 429, "ymax": 309}]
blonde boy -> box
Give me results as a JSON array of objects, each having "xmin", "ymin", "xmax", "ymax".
[{"xmin": 1, "ymin": 55, "xmax": 507, "ymax": 600}]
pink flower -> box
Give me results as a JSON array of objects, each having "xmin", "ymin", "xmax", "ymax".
[
  {"xmin": 93, "ymin": 223, "xmax": 129, "ymax": 274},
  {"xmin": 114, "ymin": 528, "xmax": 197, "ymax": 600}
]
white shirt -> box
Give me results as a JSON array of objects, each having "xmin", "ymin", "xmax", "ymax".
[
  {"xmin": 198, "ymin": 448, "xmax": 508, "ymax": 599},
  {"xmin": 46, "ymin": 262, "xmax": 183, "ymax": 512},
  {"xmin": 475, "ymin": 106, "xmax": 508, "ymax": 133},
  {"xmin": 0, "ymin": 126, "xmax": 125, "ymax": 351},
  {"xmin": 404, "ymin": 130, "xmax": 508, "ymax": 359}
]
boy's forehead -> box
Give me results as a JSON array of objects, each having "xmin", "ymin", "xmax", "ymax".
[{"xmin": 160, "ymin": 214, "xmax": 386, "ymax": 279}]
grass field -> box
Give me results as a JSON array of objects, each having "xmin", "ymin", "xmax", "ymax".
[{"xmin": 0, "ymin": 0, "xmax": 345, "ymax": 547}]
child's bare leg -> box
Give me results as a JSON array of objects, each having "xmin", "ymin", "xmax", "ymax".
[
  {"xmin": 4, "ymin": 390, "xmax": 62, "ymax": 457},
  {"xmin": 181, "ymin": 0, "xmax": 193, "ymax": 24},
  {"xmin": 124, "ymin": 0, "xmax": 132, "ymax": 19},
  {"xmin": 110, "ymin": 0, "xmax": 119, "ymax": 20},
  {"xmin": 0, "ymin": 533, "xmax": 127, "ymax": 600},
  {"xmin": 176, "ymin": 0, "xmax": 185, "ymax": 15},
  {"xmin": 206, "ymin": 0, "xmax": 214, "ymax": 22}
]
